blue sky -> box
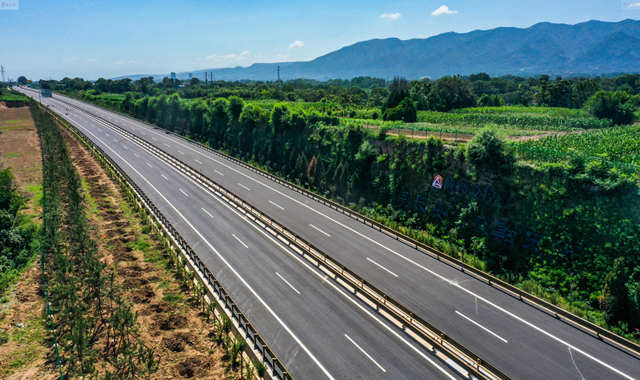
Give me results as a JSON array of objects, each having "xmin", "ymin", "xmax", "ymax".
[{"xmin": 1, "ymin": 0, "xmax": 638, "ymax": 80}]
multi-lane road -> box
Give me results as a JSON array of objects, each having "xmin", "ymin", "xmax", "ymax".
[{"xmin": 20, "ymin": 88, "xmax": 640, "ymax": 380}]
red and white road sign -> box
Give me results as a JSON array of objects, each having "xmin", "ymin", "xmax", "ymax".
[{"xmin": 432, "ymin": 175, "xmax": 443, "ymax": 189}]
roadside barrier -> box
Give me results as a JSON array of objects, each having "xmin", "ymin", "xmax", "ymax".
[
  {"xmin": 44, "ymin": 105, "xmax": 292, "ymax": 380},
  {"xmin": 56, "ymin": 98, "xmax": 511, "ymax": 380},
  {"xmin": 53, "ymin": 93, "xmax": 640, "ymax": 357}
]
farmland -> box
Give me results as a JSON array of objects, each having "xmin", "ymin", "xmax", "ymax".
[
  {"xmin": 31, "ymin": 73, "xmax": 640, "ymax": 342},
  {"xmin": 513, "ymin": 124, "xmax": 640, "ymax": 169}
]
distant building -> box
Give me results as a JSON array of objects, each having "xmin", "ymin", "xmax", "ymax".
[
  {"xmin": 189, "ymin": 73, "xmax": 193, "ymax": 79},
  {"xmin": 170, "ymin": 72, "xmax": 176, "ymax": 80}
]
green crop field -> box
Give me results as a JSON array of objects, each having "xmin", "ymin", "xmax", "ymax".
[
  {"xmin": 417, "ymin": 109, "xmax": 611, "ymax": 131},
  {"xmin": 514, "ymin": 124, "xmax": 640, "ymax": 168},
  {"xmin": 0, "ymin": 94, "xmax": 29, "ymax": 102}
]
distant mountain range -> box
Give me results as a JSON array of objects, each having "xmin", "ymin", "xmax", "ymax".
[{"xmin": 115, "ymin": 19, "xmax": 640, "ymax": 82}]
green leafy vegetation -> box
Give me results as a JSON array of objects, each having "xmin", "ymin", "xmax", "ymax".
[
  {"xmin": 0, "ymin": 164, "xmax": 39, "ymax": 296},
  {"xmin": 514, "ymin": 125, "xmax": 640, "ymax": 168},
  {"xmin": 38, "ymin": 72, "xmax": 640, "ymax": 342},
  {"xmin": 32, "ymin": 100, "xmax": 160, "ymax": 378}
]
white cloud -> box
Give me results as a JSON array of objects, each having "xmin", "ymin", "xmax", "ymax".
[
  {"xmin": 203, "ymin": 51, "xmax": 250, "ymax": 62},
  {"xmin": 288, "ymin": 40, "xmax": 305, "ymax": 49},
  {"xmin": 87, "ymin": 58, "xmax": 98, "ymax": 63},
  {"xmin": 431, "ymin": 5, "xmax": 457, "ymax": 16},
  {"xmin": 63, "ymin": 57, "xmax": 76, "ymax": 62},
  {"xmin": 380, "ymin": 13, "xmax": 401, "ymax": 20},
  {"xmin": 275, "ymin": 54, "xmax": 290, "ymax": 60},
  {"xmin": 129, "ymin": 60, "xmax": 137, "ymax": 64},
  {"xmin": 626, "ymin": 2, "xmax": 640, "ymax": 7}
]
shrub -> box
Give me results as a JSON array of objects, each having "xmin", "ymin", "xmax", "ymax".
[{"xmin": 586, "ymin": 91, "xmax": 636, "ymax": 125}]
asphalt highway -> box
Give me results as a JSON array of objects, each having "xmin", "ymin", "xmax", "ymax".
[
  {"xmin": 23, "ymin": 89, "xmax": 463, "ymax": 379},
  {"xmin": 21, "ymin": 88, "xmax": 640, "ymax": 380}
]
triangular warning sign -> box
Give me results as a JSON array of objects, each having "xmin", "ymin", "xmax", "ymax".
[{"xmin": 432, "ymin": 175, "xmax": 443, "ymax": 189}]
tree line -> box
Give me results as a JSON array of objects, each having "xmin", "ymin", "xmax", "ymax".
[
  {"xmin": 57, "ymin": 90, "xmax": 640, "ymax": 339},
  {"xmin": 35, "ymin": 72, "xmax": 639, "ymax": 109},
  {"xmin": 33, "ymin": 100, "xmax": 160, "ymax": 378}
]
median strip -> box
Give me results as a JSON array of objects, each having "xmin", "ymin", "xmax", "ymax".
[{"xmin": 52, "ymin": 96, "xmax": 512, "ymax": 380}]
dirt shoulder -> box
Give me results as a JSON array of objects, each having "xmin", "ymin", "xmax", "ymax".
[
  {"xmin": 1, "ymin": 106, "xmax": 236, "ymax": 379},
  {"xmin": 59, "ymin": 121, "xmax": 232, "ymax": 378}
]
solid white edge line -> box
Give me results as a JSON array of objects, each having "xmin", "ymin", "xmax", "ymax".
[
  {"xmin": 276, "ymin": 272, "xmax": 301, "ymax": 295},
  {"xmin": 269, "ymin": 200, "xmax": 284, "ymax": 210},
  {"xmin": 455, "ymin": 311, "xmax": 508, "ymax": 343},
  {"xmin": 309, "ymin": 224, "xmax": 331, "ymax": 237},
  {"xmin": 64, "ymin": 118, "xmax": 337, "ymax": 380},
  {"xmin": 344, "ymin": 334, "xmax": 386, "ymax": 372},
  {"xmin": 164, "ymin": 156, "xmax": 456, "ymax": 380},
  {"xmin": 179, "ymin": 188, "xmax": 188, "ymax": 197},
  {"xmin": 63, "ymin": 105, "xmax": 454, "ymax": 378},
  {"xmin": 161, "ymin": 142, "xmax": 632, "ymax": 379},
  {"xmin": 201, "ymin": 208, "xmax": 214, "ymax": 218},
  {"xmin": 232, "ymin": 234, "xmax": 249, "ymax": 249},
  {"xmin": 63, "ymin": 95, "xmax": 630, "ymax": 379},
  {"xmin": 238, "ymin": 183, "xmax": 251, "ymax": 191},
  {"xmin": 366, "ymin": 258, "xmax": 398, "ymax": 277}
]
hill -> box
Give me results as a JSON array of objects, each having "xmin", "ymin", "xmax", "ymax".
[{"xmin": 115, "ymin": 19, "xmax": 640, "ymax": 81}]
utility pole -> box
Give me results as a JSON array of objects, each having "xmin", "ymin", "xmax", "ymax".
[{"xmin": 277, "ymin": 66, "xmax": 280, "ymax": 82}]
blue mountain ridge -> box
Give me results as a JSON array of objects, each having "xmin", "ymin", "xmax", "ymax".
[{"xmin": 114, "ymin": 19, "xmax": 640, "ymax": 81}]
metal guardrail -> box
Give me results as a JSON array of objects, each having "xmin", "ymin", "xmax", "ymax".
[
  {"xmin": 46, "ymin": 106, "xmax": 293, "ymax": 380},
  {"xmin": 52, "ymin": 93, "xmax": 640, "ymax": 357},
  {"xmin": 57, "ymin": 98, "xmax": 511, "ymax": 380}
]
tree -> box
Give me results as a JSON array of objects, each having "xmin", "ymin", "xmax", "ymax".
[
  {"xmin": 478, "ymin": 94, "xmax": 504, "ymax": 107},
  {"xmin": 585, "ymin": 91, "xmax": 636, "ymax": 125},
  {"xmin": 466, "ymin": 129, "xmax": 515, "ymax": 174},
  {"xmin": 228, "ymin": 96, "xmax": 244, "ymax": 121},
  {"xmin": 383, "ymin": 97, "xmax": 417, "ymax": 122},
  {"xmin": 469, "ymin": 73, "xmax": 491, "ymax": 82},
  {"xmin": 269, "ymin": 104, "xmax": 291, "ymax": 134},
  {"xmin": 548, "ymin": 80, "xmax": 572, "ymax": 108},
  {"xmin": 426, "ymin": 76, "xmax": 476, "ymax": 111},
  {"xmin": 383, "ymin": 77, "xmax": 410, "ymax": 112},
  {"xmin": 599, "ymin": 257, "xmax": 631, "ymax": 324},
  {"xmin": 572, "ymin": 79, "xmax": 601, "ymax": 108},
  {"xmin": 0, "ymin": 168, "xmax": 22, "ymax": 213}
]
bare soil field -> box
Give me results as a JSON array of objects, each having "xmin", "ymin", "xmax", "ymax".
[{"xmin": 1, "ymin": 106, "xmax": 238, "ymax": 379}]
